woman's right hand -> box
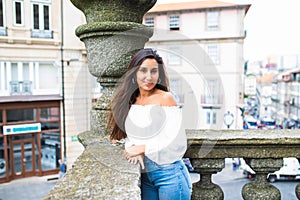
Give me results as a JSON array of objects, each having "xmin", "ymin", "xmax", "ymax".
[{"xmin": 126, "ymin": 155, "xmax": 145, "ymax": 169}]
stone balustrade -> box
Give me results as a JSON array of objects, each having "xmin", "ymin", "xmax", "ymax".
[
  {"xmin": 46, "ymin": 129, "xmax": 300, "ymax": 199},
  {"xmin": 185, "ymin": 129, "xmax": 300, "ymax": 200}
]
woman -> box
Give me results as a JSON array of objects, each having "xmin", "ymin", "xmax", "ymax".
[{"xmin": 108, "ymin": 48, "xmax": 192, "ymax": 200}]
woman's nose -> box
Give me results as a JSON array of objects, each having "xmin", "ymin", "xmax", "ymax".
[{"xmin": 146, "ymin": 71, "xmax": 152, "ymax": 79}]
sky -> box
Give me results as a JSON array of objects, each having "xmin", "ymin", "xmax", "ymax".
[{"xmin": 156, "ymin": 0, "xmax": 300, "ymax": 62}]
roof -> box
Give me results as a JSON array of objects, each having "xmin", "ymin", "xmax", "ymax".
[{"xmin": 148, "ymin": 1, "xmax": 251, "ymax": 14}]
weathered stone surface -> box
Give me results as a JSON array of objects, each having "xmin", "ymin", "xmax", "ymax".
[
  {"xmin": 46, "ymin": 142, "xmax": 141, "ymax": 199},
  {"xmin": 47, "ymin": 0, "xmax": 156, "ymax": 199},
  {"xmin": 191, "ymin": 159, "xmax": 224, "ymax": 200},
  {"xmin": 296, "ymin": 184, "xmax": 300, "ymax": 199},
  {"xmin": 70, "ymin": 0, "xmax": 156, "ymax": 23},
  {"xmin": 185, "ymin": 129, "xmax": 300, "ymax": 159}
]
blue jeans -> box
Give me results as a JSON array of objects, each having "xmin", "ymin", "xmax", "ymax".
[{"xmin": 141, "ymin": 157, "xmax": 192, "ymax": 200}]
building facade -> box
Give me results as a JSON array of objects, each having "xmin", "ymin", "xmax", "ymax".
[
  {"xmin": 144, "ymin": 1, "xmax": 250, "ymax": 129},
  {"xmin": 0, "ymin": 0, "xmax": 96, "ymax": 183}
]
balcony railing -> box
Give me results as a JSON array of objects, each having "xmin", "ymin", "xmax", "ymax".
[
  {"xmin": 31, "ymin": 29, "xmax": 53, "ymax": 39},
  {"xmin": 45, "ymin": 129, "xmax": 300, "ymax": 199},
  {"xmin": 201, "ymin": 95, "xmax": 223, "ymax": 107},
  {"xmin": 0, "ymin": 26, "xmax": 7, "ymax": 36},
  {"xmin": 10, "ymin": 81, "xmax": 32, "ymax": 95}
]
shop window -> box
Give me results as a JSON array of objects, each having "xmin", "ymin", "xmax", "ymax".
[
  {"xmin": 0, "ymin": 110, "xmax": 2, "ymax": 123},
  {"xmin": 41, "ymin": 132, "xmax": 60, "ymax": 170},
  {"xmin": 40, "ymin": 107, "xmax": 59, "ymax": 121},
  {"xmin": 41, "ymin": 122, "xmax": 59, "ymax": 131},
  {"xmin": 7, "ymin": 108, "xmax": 36, "ymax": 123},
  {"xmin": 0, "ymin": 137, "xmax": 5, "ymax": 177}
]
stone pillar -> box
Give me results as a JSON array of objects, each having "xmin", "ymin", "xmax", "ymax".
[
  {"xmin": 296, "ymin": 183, "xmax": 300, "ymax": 199},
  {"xmin": 45, "ymin": 1, "xmax": 156, "ymax": 199},
  {"xmin": 242, "ymin": 158, "xmax": 282, "ymax": 200},
  {"xmin": 70, "ymin": 0, "xmax": 155, "ymax": 141},
  {"xmin": 191, "ymin": 158, "xmax": 225, "ymax": 200}
]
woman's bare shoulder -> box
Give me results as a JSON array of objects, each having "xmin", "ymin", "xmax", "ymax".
[{"xmin": 158, "ymin": 91, "xmax": 177, "ymax": 106}]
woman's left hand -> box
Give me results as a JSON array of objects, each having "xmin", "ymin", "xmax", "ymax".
[{"xmin": 124, "ymin": 145, "xmax": 145, "ymax": 159}]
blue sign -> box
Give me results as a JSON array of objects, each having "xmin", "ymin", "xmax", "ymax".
[{"xmin": 3, "ymin": 123, "xmax": 41, "ymax": 135}]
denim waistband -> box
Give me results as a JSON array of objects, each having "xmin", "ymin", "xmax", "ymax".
[{"xmin": 143, "ymin": 156, "xmax": 183, "ymax": 173}]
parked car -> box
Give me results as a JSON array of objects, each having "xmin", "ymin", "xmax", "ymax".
[
  {"xmin": 267, "ymin": 157, "xmax": 300, "ymax": 182},
  {"xmin": 260, "ymin": 117, "xmax": 276, "ymax": 129},
  {"xmin": 243, "ymin": 116, "xmax": 258, "ymax": 129}
]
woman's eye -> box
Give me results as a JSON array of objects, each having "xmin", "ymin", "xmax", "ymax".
[
  {"xmin": 151, "ymin": 69, "xmax": 158, "ymax": 74},
  {"xmin": 140, "ymin": 68, "xmax": 147, "ymax": 73}
]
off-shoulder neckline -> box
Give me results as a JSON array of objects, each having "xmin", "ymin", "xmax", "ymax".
[{"xmin": 131, "ymin": 104, "xmax": 180, "ymax": 108}]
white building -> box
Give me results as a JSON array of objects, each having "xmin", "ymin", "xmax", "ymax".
[
  {"xmin": 0, "ymin": 0, "xmax": 97, "ymax": 183},
  {"xmin": 144, "ymin": 1, "xmax": 251, "ymax": 129}
]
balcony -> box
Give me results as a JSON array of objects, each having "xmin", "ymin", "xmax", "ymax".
[
  {"xmin": 0, "ymin": 26, "xmax": 6, "ymax": 36},
  {"xmin": 10, "ymin": 81, "xmax": 32, "ymax": 95},
  {"xmin": 201, "ymin": 95, "xmax": 223, "ymax": 108},
  {"xmin": 31, "ymin": 29, "xmax": 53, "ymax": 39},
  {"xmin": 45, "ymin": 129, "xmax": 300, "ymax": 199}
]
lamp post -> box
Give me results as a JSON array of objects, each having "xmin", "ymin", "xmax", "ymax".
[{"xmin": 224, "ymin": 111, "xmax": 234, "ymax": 129}]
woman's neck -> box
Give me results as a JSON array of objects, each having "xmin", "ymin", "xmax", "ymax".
[{"xmin": 138, "ymin": 88, "xmax": 156, "ymax": 101}]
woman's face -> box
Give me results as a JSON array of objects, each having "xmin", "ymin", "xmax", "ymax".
[{"xmin": 135, "ymin": 58, "xmax": 159, "ymax": 92}]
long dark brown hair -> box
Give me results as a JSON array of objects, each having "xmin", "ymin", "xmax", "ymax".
[{"xmin": 108, "ymin": 48, "xmax": 170, "ymax": 141}]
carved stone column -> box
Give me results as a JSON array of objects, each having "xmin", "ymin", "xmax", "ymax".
[
  {"xmin": 45, "ymin": 1, "xmax": 156, "ymax": 199},
  {"xmin": 242, "ymin": 158, "xmax": 282, "ymax": 200},
  {"xmin": 70, "ymin": 0, "xmax": 155, "ymax": 139},
  {"xmin": 296, "ymin": 183, "xmax": 300, "ymax": 199},
  {"xmin": 191, "ymin": 158, "xmax": 224, "ymax": 200}
]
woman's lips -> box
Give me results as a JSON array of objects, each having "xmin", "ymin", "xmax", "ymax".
[{"xmin": 145, "ymin": 82, "xmax": 153, "ymax": 87}]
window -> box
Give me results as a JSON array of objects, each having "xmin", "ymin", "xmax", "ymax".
[
  {"xmin": 205, "ymin": 79, "xmax": 220, "ymax": 104},
  {"xmin": 170, "ymin": 79, "xmax": 183, "ymax": 105},
  {"xmin": 207, "ymin": 11, "xmax": 219, "ymax": 30},
  {"xmin": 206, "ymin": 110, "xmax": 217, "ymax": 125},
  {"xmin": 31, "ymin": 2, "xmax": 52, "ymax": 38},
  {"xmin": 167, "ymin": 46, "xmax": 181, "ymax": 65},
  {"xmin": 7, "ymin": 108, "xmax": 36, "ymax": 123},
  {"xmin": 207, "ymin": 45, "xmax": 220, "ymax": 65},
  {"xmin": 0, "ymin": 0, "xmax": 5, "ymax": 36},
  {"xmin": 169, "ymin": 15, "xmax": 179, "ymax": 31},
  {"xmin": 0, "ymin": 110, "xmax": 2, "ymax": 124},
  {"xmin": 145, "ymin": 16, "xmax": 154, "ymax": 28},
  {"xmin": 13, "ymin": 0, "xmax": 24, "ymax": 26},
  {"xmin": 0, "ymin": 0, "xmax": 3, "ymax": 27},
  {"xmin": 213, "ymin": 112, "xmax": 217, "ymax": 124},
  {"xmin": 41, "ymin": 132, "xmax": 60, "ymax": 170},
  {"xmin": 206, "ymin": 112, "xmax": 211, "ymax": 124},
  {"xmin": 40, "ymin": 107, "xmax": 60, "ymax": 121},
  {"xmin": 38, "ymin": 63, "xmax": 58, "ymax": 89}
]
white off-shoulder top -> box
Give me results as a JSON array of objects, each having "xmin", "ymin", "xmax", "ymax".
[{"xmin": 125, "ymin": 104, "xmax": 187, "ymax": 165}]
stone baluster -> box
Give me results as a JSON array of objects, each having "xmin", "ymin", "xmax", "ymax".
[
  {"xmin": 242, "ymin": 158, "xmax": 283, "ymax": 200},
  {"xmin": 191, "ymin": 158, "xmax": 225, "ymax": 200},
  {"xmin": 296, "ymin": 183, "xmax": 300, "ymax": 199}
]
